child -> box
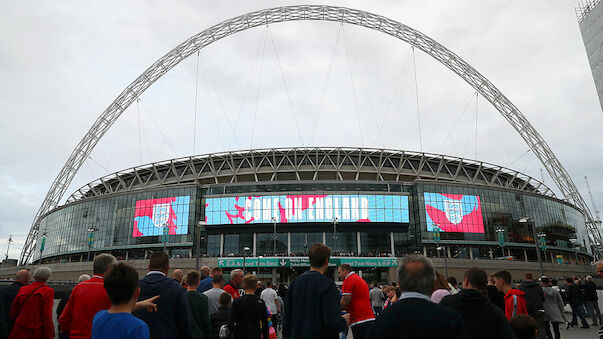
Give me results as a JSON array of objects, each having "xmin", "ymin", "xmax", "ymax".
[{"xmin": 92, "ymin": 262, "xmax": 150, "ymax": 339}]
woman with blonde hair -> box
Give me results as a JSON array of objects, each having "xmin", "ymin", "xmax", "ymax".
[
  {"xmin": 431, "ymin": 271, "xmax": 452, "ymax": 303},
  {"xmin": 383, "ymin": 286, "xmax": 398, "ymax": 309}
]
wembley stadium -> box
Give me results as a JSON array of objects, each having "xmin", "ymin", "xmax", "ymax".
[{"xmin": 24, "ymin": 147, "xmax": 594, "ymax": 282}]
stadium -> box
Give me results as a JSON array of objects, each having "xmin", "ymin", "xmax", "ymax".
[
  {"xmin": 9, "ymin": 6, "xmax": 600, "ymax": 281},
  {"xmin": 25, "ymin": 147, "xmax": 594, "ymax": 282}
]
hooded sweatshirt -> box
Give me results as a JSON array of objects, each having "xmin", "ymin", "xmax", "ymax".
[
  {"xmin": 503, "ymin": 289, "xmax": 528, "ymax": 320},
  {"xmin": 133, "ymin": 272, "xmax": 191, "ymax": 339},
  {"xmin": 440, "ymin": 289, "xmax": 517, "ymax": 339}
]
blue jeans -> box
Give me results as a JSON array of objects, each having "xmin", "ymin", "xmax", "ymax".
[{"xmin": 570, "ymin": 303, "xmax": 589, "ymax": 327}]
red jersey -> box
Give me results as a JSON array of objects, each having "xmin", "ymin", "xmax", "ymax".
[
  {"xmin": 9, "ymin": 281, "xmax": 54, "ymax": 339},
  {"xmin": 342, "ymin": 272, "xmax": 375, "ymax": 326},
  {"xmin": 223, "ymin": 282, "xmax": 240, "ymax": 300},
  {"xmin": 59, "ymin": 275, "xmax": 111, "ymax": 339},
  {"xmin": 503, "ymin": 289, "xmax": 528, "ymax": 320}
]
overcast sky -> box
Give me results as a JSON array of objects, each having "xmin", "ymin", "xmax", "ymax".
[{"xmin": 1, "ymin": 1, "xmax": 602, "ymax": 260}]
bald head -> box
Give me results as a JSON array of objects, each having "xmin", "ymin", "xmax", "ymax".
[
  {"xmin": 200, "ymin": 266, "xmax": 210, "ymax": 277},
  {"xmin": 398, "ymin": 254, "xmax": 435, "ymax": 296},
  {"xmin": 172, "ymin": 269, "xmax": 184, "ymax": 283},
  {"xmin": 15, "ymin": 270, "xmax": 30, "ymax": 284}
]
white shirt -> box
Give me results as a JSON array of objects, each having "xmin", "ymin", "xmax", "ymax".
[{"xmin": 260, "ymin": 287, "xmax": 279, "ymax": 314}]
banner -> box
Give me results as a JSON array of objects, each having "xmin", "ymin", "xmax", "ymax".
[
  {"xmin": 205, "ymin": 194, "xmax": 409, "ymax": 225},
  {"xmin": 424, "ymin": 192, "xmax": 484, "ymax": 233},
  {"xmin": 132, "ymin": 196, "xmax": 190, "ymax": 237}
]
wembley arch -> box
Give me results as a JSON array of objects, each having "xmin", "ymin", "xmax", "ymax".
[{"xmin": 20, "ymin": 5, "xmax": 602, "ymax": 263}]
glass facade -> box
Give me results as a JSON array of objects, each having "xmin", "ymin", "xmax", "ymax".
[{"xmin": 34, "ymin": 180, "xmax": 592, "ymax": 263}]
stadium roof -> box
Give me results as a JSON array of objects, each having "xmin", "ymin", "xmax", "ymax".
[{"xmin": 66, "ymin": 147, "xmax": 556, "ymax": 203}]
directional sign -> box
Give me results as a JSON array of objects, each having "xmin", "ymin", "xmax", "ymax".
[
  {"xmin": 217, "ymin": 257, "xmax": 398, "ymax": 268},
  {"xmin": 40, "ymin": 237, "xmax": 46, "ymax": 253}
]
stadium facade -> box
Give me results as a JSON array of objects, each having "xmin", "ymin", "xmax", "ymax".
[{"xmin": 31, "ymin": 148, "xmax": 593, "ymax": 282}]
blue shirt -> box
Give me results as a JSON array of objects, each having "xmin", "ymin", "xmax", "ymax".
[
  {"xmin": 198, "ymin": 276, "xmax": 213, "ymax": 293},
  {"xmin": 92, "ymin": 310, "xmax": 150, "ymax": 339}
]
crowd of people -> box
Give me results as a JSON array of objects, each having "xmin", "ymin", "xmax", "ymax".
[{"xmin": 0, "ymin": 243, "xmax": 599, "ymax": 338}]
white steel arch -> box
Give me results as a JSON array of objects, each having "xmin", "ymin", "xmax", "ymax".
[{"xmin": 20, "ymin": 5, "xmax": 601, "ymax": 263}]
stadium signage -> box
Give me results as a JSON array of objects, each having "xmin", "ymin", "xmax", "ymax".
[
  {"xmin": 205, "ymin": 194, "xmax": 409, "ymax": 225},
  {"xmin": 217, "ymin": 257, "xmax": 398, "ymax": 268}
]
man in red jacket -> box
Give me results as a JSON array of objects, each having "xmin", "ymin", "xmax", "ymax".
[
  {"xmin": 492, "ymin": 270, "xmax": 528, "ymax": 320},
  {"xmin": 9, "ymin": 267, "xmax": 54, "ymax": 339},
  {"xmin": 59, "ymin": 253, "xmax": 117, "ymax": 338}
]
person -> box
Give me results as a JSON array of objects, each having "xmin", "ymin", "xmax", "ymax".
[
  {"xmin": 9, "ymin": 267, "xmax": 54, "ymax": 339},
  {"xmin": 565, "ymin": 277, "xmax": 589, "ymax": 328},
  {"xmin": 447, "ymin": 276, "xmax": 460, "ymax": 294},
  {"xmin": 369, "ymin": 282, "xmax": 385, "ymax": 317},
  {"xmin": 431, "ymin": 271, "xmax": 453, "ymax": 303},
  {"xmin": 185, "ymin": 270, "xmax": 211, "ymax": 339},
  {"xmin": 339, "ymin": 264, "xmax": 374, "ymax": 339},
  {"xmin": 0, "ymin": 269, "xmax": 30, "ymax": 335},
  {"xmin": 486, "ymin": 275, "xmax": 505, "ymax": 311},
  {"xmin": 368, "ymin": 254, "xmax": 467, "ymax": 339},
  {"xmin": 260, "ymin": 281, "xmax": 280, "ymax": 317},
  {"xmin": 59, "ymin": 253, "xmax": 118, "ymax": 338},
  {"xmin": 57, "ymin": 274, "xmax": 90, "ymax": 339},
  {"xmin": 583, "ymin": 276, "xmax": 602, "ymax": 326},
  {"xmin": 382, "ymin": 286, "xmax": 397, "ymax": 309},
  {"xmin": 203, "ymin": 273, "xmax": 226, "ymax": 315},
  {"xmin": 92, "ymin": 262, "xmax": 150, "ymax": 339},
  {"xmin": 540, "ymin": 276, "xmax": 565, "ymax": 339},
  {"xmin": 492, "ymin": 270, "xmax": 528, "ymax": 320},
  {"xmin": 519, "ymin": 273, "xmax": 546, "ymax": 339},
  {"xmin": 510, "ymin": 314, "xmax": 538, "ymax": 339},
  {"xmin": 172, "ymin": 269, "xmax": 184, "ymax": 285},
  {"xmin": 440, "ymin": 267, "xmax": 516, "ymax": 339},
  {"xmin": 198, "ymin": 266, "xmax": 213, "ymax": 293},
  {"xmin": 391, "ymin": 282, "xmax": 401, "ymax": 298},
  {"xmin": 227, "ymin": 274, "xmax": 269, "ymax": 339},
  {"xmin": 223, "ymin": 269, "xmax": 243, "ymax": 300},
  {"xmin": 133, "ymin": 251, "xmax": 190, "ymax": 339},
  {"xmin": 255, "ymin": 281, "xmax": 263, "ymax": 297},
  {"xmin": 210, "ymin": 292, "xmax": 231, "ymax": 339},
  {"xmin": 283, "ymin": 243, "xmax": 349, "ymax": 339}
]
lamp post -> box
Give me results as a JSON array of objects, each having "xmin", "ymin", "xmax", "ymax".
[
  {"xmin": 569, "ymin": 238, "xmax": 579, "ymax": 264},
  {"xmin": 333, "ymin": 217, "xmax": 339, "ymax": 253},
  {"xmin": 538, "ymin": 232, "xmax": 547, "ymax": 263},
  {"xmin": 519, "ymin": 217, "xmax": 544, "ymax": 277},
  {"xmin": 433, "ymin": 224, "xmax": 448, "ymax": 278},
  {"xmin": 257, "ymin": 255, "xmax": 263, "ymax": 277},
  {"xmin": 87, "ymin": 227, "xmax": 97, "ymax": 261},
  {"xmin": 196, "ymin": 221, "xmax": 206, "ymax": 271},
  {"xmin": 243, "ymin": 246, "xmax": 250, "ymax": 274},
  {"xmin": 272, "ymin": 217, "xmax": 278, "ymax": 256},
  {"xmin": 495, "ymin": 227, "xmax": 505, "ymax": 258},
  {"xmin": 162, "ymin": 223, "xmax": 169, "ymax": 252},
  {"xmin": 40, "ymin": 231, "xmax": 47, "ymax": 263},
  {"xmin": 4, "ymin": 235, "xmax": 13, "ymax": 265}
]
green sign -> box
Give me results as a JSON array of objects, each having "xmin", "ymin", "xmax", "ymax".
[
  {"xmin": 556, "ymin": 255, "xmax": 563, "ymax": 264},
  {"xmin": 217, "ymin": 257, "xmax": 398, "ymax": 268},
  {"xmin": 162, "ymin": 227, "xmax": 169, "ymax": 243},
  {"xmin": 40, "ymin": 237, "xmax": 46, "ymax": 253},
  {"xmin": 88, "ymin": 232, "xmax": 94, "ymax": 247}
]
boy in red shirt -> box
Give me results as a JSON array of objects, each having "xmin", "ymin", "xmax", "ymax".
[
  {"xmin": 339, "ymin": 264, "xmax": 375, "ymax": 339},
  {"xmin": 492, "ymin": 270, "xmax": 528, "ymax": 320}
]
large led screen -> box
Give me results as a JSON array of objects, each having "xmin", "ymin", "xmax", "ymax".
[
  {"xmin": 205, "ymin": 194, "xmax": 409, "ymax": 225},
  {"xmin": 132, "ymin": 196, "xmax": 190, "ymax": 237},
  {"xmin": 424, "ymin": 192, "xmax": 484, "ymax": 233}
]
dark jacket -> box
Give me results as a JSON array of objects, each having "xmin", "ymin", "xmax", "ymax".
[
  {"xmin": 441, "ymin": 289, "xmax": 517, "ymax": 339},
  {"xmin": 368, "ymin": 297, "xmax": 468, "ymax": 339},
  {"xmin": 519, "ymin": 281, "xmax": 545, "ymax": 315},
  {"xmin": 228, "ymin": 294, "xmax": 269, "ymax": 339},
  {"xmin": 187, "ymin": 290, "xmax": 211, "ymax": 339},
  {"xmin": 0, "ymin": 282, "xmax": 25, "ymax": 334},
  {"xmin": 565, "ymin": 283, "xmax": 582, "ymax": 305},
  {"xmin": 584, "ymin": 281, "xmax": 598, "ymax": 302},
  {"xmin": 133, "ymin": 273, "xmax": 191, "ymax": 339},
  {"xmin": 485, "ymin": 285, "xmax": 505, "ymax": 310},
  {"xmin": 284, "ymin": 270, "xmax": 347, "ymax": 339},
  {"xmin": 210, "ymin": 306, "xmax": 230, "ymax": 339}
]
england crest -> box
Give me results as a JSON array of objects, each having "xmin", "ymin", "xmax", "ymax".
[
  {"xmin": 444, "ymin": 200, "xmax": 463, "ymax": 225},
  {"xmin": 152, "ymin": 203, "xmax": 171, "ymax": 227}
]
